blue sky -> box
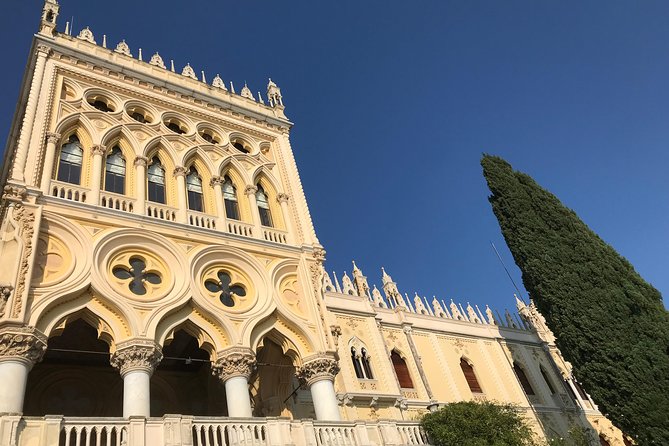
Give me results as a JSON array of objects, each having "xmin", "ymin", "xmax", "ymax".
[{"xmin": 2, "ymin": 1, "xmax": 668, "ymax": 312}]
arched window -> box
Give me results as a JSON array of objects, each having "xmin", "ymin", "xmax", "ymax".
[
  {"xmin": 222, "ymin": 176, "xmax": 240, "ymax": 220},
  {"xmin": 514, "ymin": 363, "xmax": 535, "ymax": 396},
  {"xmin": 391, "ymin": 351, "xmax": 413, "ymax": 389},
  {"xmin": 147, "ymin": 157, "xmax": 166, "ymax": 204},
  {"xmin": 56, "ymin": 135, "xmax": 83, "ymax": 184},
  {"xmin": 233, "ymin": 142, "xmax": 249, "ymax": 154},
  {"xmin": 361, "ymin": 348, "xmax": 374, "ymax": 379},
  {"xmin": 540, "ymin": 366, "xmax": 556, "ymax": 395},
  {"xmin": 460, "ymin": 358, "xmax": 482, "ymax": 394},
  {"xmin": 256, "ymin": 185, "xmax": 273, "ymax": 227},
  {"xmin": 186, "ymin": 168, "xmax": 203, "ymax": 212},
  {"xmin": 104, "ymin": 146, "xmax": 125, "ymax": 194},
  {"xmin": 351, "ymin": 347, "xmax": 364, "ymax": 379}
]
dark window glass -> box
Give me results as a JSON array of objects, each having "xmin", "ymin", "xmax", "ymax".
[
  {"xmin": 56, "ymin": 135, "xmax": 83, "ymax": 184},
  {"xmin": 256, "ymin": 185, "xmax": 273, "ymax": 227},
  {"xmin": 201, "ymin": 133, "xmax": 214, "ymax": 143},
  {"xmin": 167, "ymin": 122, "xmax": 185, "ymax": 134},
  {"xmin": 391, "ymin": 351, "xmax": 413, "ymax": 388},
  {"xmin": 91, "ymin": 100, "xmax": 112, "ymax": 112},
  {"xmin": 460, "ymin": 358, "xmax": 483, "ymax": 393},
  {"xmin": 514, "ymin": 363, "xmax": 535, "ymax": 396},
  {"xmin": 540, "ymin": 367, "xmax": 556, "ymax": 395},
  {"xmin": 131, "ymin": 112, "xmax": 146, "ymax": 123},
  {"xmin": 204, "ymin": 271, "xmax": 246, "ymax": 307},
  {"xmin": 222, "ymin": 176, "xmax": 240, "ymax": 220},
  {"xmin": 112, "ymin": 257, "xmax": 161, "ymax": 296},
  {"xmin": 361, "ymin": 348, "xmax": 374, "ymax": 379},
  {"xmin": 233, "ymin": 142, "xmax": 249, "ymax": 153},
  {"xmin": 351, "ymin": 347, "xmax": 364, "ymax": 379},
  {"xmin": 104, "ymin": 146, "xmax": 126, "ymax": 194},
  {"xmin": 186, "ymin": 168, "xmax": 204, "ymax": 212},
  {"xmin": 147, "ymin": 157, "xmax": 166, "ymax": 204},
  {"xmin": 573, "ymin": 380, "xmax": 588, "ymax": 400}
]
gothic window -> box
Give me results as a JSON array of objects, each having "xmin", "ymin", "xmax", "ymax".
[
  {"xmin": 167, "ymin": 122, "xmax": 185, "ymax": 134},
  {"xmin": 540, "ymin": 366, "xmax": 556, "ymax": 395},
  {"xmin": 112, "ymin": 257, "xmax": 161, "ymax": 295},
  {"xmin": 351, "ymin": 347, "xmax": 364, "ymax": 379},
  {"xmin": 186, "ymin": 168, "xmax": 204, "ymax": 212},
  {"xmin": 56, "ymin": 135, "xmax": 83, "ymax": 184},
  {"xmin": 222, "ymin": 176, "xmax": 240, "ymax": 220},
  {"xmin": 256, "ymin": 185, "xmax": 273, "ymax": 227},
  {"xmin": 513, "ymin": 363, "xmax": 536, "ymax": 396},
  {"xmin": 131, "ymin": 112, "xmax": 146, "ymax": 123},
  {"xmin": 233, "ymin": 142, "xmax": 249, "ymax": 154},
  {"xmin": 104, "ymin": 146, "xmax": 125, "ymax": 194},
  {"xmin": 204, "ymin": 271, "xmax": 246, "ymax": 307},
  {"xmin": 147, "ymin": 157, "xmax": 166, "ymax": 204},
  {"xmin": 391, "ymin": 351, "xmax": 413, "ymax": 389},
  {"xmin": 90, "ymin": 99, "xmax": 113, "ymax": 112},
  {"xmin": 460, "ymin": 358, "xmax": 483, "ymax": 394},
  {"xmin": 361, "ymin": 347, "xmax": 374, "ymax": 379}
]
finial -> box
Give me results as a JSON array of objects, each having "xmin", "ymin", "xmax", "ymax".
[
  {"xmin": 201, "ymin": 71, "xmax": 206, "ymax": 83},
  {"xmin": 64, "ymin": 21, "xmax": 69, "ymax": 35},
  {"xmin": 114, "ymin": 40, "xmax": 131, "ymax": 57},
  {"xmin": 212, "ymin": 74, "xmax": 227, "ymax": 90},
  {"xmin": 138, "ymin": 48, "xmax": 143, "ymax": 61},
  {"xmin": 352, "ymin": 260, "xmax": 360, "ymax": 273},
  {"xmin": 149, "ymin": 52, "xmax": 166, "ymax": 69},
  {"xmin": 230, "ymin": 81, "xmax": 236, "ymax": 94},
  {"xmin": 258, "ymin": 92, "xmax": 265, "ymax": 104},
  {"xmin": 381, "ymin": 267, "xmax": 392, "ymax": 283},
  {"xmin": 76, "ymin": 26, "xmax": 95, "ymax": 44},
  {"xmin": 182, "ymin": 63, "xmax": 197, "ymax": 80},
  {"xmin": 102, "ymin": 34, "xmax": 107, "ymax": 48},
  {"xmin": 170, "ymin": 60, "xmax": 175, "ymax": 72},
  {"xmin": 240, "ymin": 82, "xmax": 254, "ymax": 100}
]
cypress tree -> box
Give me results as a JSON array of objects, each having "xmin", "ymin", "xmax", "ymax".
[{"xmin": 481, "ymin": 154, "xmax": 669, "ymax": 444}]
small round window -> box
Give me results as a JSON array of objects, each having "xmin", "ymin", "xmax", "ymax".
[
  {"xmin": 204, "ymin": 270, "xmax": 246, "ymax": 307},
  {"xmin": 87, "ymin": 95, "xmax": 115, "ymax": 112},
  {"xmin": 164, "ymin": 117, "xmax": 188, "ymax": 135},
  {"xmin": 232, "ymin": 141, "xmax": 250, "ymax": 154}
]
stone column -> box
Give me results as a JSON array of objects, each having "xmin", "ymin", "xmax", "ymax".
[
  {"xmin": 40, "ymin": 132, "xmax": 61, "ymax": 191},
  {"xmin": 402, "ymin": 325, "xmax": 437, "ymax": 407},
  {"xmin": 134, "ymin": 156, "xmax": 148, "ymax": 215},
  {"xmin": 0, "ymin": 325, "xmax": 47, "ymax": 413},
  {"xmin": 211, "ymin": 347, "xmax": 256, "ymax": 418},
  {"xmin": 87, "ymin": 144, "xmax": 106, "ymax": 205},
  {"xmin": 244, "ymin": 185, "xmax": 262, "ymax": 238},
  {"xmin": 110, "ymin": 340, "xmax": 162, "ymax": 418},
  {"xmin": 276, "ymin": 193, "xmax": 292, "ymax": 243},
  {"xmin": 210, "ymin": 176, "xmax": 227, "ymax": 231},
  {"xmin": 174, "ymin": 166, "xmax": 188, "ymax": 223},
  {"xmin": 12, "ymin": 45, "xmax": 50, "ymax": 182},
  {"xmin": 297, "ymin": 354, "xmax": 341, "ymax": 421}
]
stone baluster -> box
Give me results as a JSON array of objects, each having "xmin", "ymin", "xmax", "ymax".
[
  {"xmin": 0, "ymin": 325, "xmax": 47, "ymax": 413},
  {"xmin": 211, "ymin": 347, "xmax": 256, "ymax": 418},
  {"xmin": 210, "ymin": 176, "xmax": 227, "ymax": 231},
  {"xmin": 12, "ymin": 45, "xmax": 51, "ymax": 182},
  {"xmin": 134, "ymin": 156, "xmax": 148, "ymax": 215},
  {"xmin": 40, "ymin": 132, "xmax": 61, "ymax": 191},
  {"xmin": 110, "ymin": 340, "xmax": 162, "ymax": 418},
  {"xmin": 174, "ymin": 166, "xmax": 188, "ymax": 223},
  {"xmin": 297, "ymin": 353, "xmax": 341, "ymax": 421},
  {"xmin": 244, "ymin": 185, "xmax": 262, "ymax": 238},
  {"xmin": 87, "ymin": 144, "xmax": 106, "ymax": 205},
  {"xmin": 276, "ymin": 193, "xmax": 292, "ymax": 243}
]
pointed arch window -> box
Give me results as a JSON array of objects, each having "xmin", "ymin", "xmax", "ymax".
[
  {"xmin": 540, "ymin": 366, "xmax": 556, "ymax": 395},
  {"xmin": 147, "ymin": 157, "xmax": 166, "ymax": 204},
  {"xmin": 56, "ymin": 135, "xmax": 83, "ymax": 184},
  {"xmin": 361, "ymin": 348, "xmax": 374, "ymax": 379},
  {"xmin": 186, "ymin": 168, "xmax": 204, "ymax": 212},
  {"xmin": 391, "ymin": 351, "xmax": 413, "ymax": 389},
  {"xmin": 222, "ymin": 176, "xmax": 240, "ymax": 220},
  {"xmin": 514, "ymin": 363, "xmax": 536, "ymax": 396},
  {"xmin": 104, "ymin": 146, "xmax": 126, "ymax": 194},
  {"xmin": 256, "ymin": 185, "xmax": 273, "ymax": 227},
  {"xmin": 351, "ymin": 347, "xmax": 364, "ymax": 379},
  {"xmin": 460, "ymin": 358, "xmax": 483, "ymax": 394}
]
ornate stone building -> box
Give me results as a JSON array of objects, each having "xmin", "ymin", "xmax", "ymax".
[{"xmin": 0, "ymin": 1, "xmax": 629, "ymax": 445}]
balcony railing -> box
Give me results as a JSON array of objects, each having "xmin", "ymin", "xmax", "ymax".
[
  {"xmin": 262, "ymin": 227, "xmax": 288, "ymax": 244},
  {"xmin": 146, "ymin": 203, "xmax": 177, "ymax": 222},
  {"xmin": 3, "ymin": 415, "xmax": 431, "ymax": 446},
  {"xmin": 50, "ymin": 180, "xmax": 88, "ymax": 203},
  {"xmin": 100, "ymin": 191, "xmax": 135, "ymax": 213}
]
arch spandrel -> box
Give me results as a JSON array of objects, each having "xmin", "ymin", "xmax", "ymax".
[
  {"xmin": 246, "ymin": 310, "xmax": 318, "ymax": 364},
  {"xmin": 271, "ymin": 260, "xmax": 315, "ymax": 322}
]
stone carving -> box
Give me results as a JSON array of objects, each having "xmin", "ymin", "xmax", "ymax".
[
  {"xmin": 11, "ymin": 204, "xmax": 36, "ymax": 318},
  {"xmin": 35, "ymin": 44, "xmax": 52, "ymax": 57},
  {"xmin": 240, "ymin": 84, "xmax": 255, "ymax": 100},
  {"xmin": 297, "ymin": 354, "xmax": 339, "ymax": 386},
  {"xmin": 134, "ymin": 156, "xmax": 148, "ymax": 167},
  {"xmin": 0, "ymin": 286, "xmax": 12, "ymax": 318},
  {"xmin": 173, "ymin": 166, "xmax": 187, "ymax": 177},
  {"xmin": 212, "ymin": 75, "xmax": 227, "ymax": 90},
  {"xmin": 114, "ymin": 40, "xmax": 131, "ymax": 56},
  {"xmin": 45, "ymin": 132, "xmax": 61, "ymax": 145},
  {"xmin": 211, "ymin": 347, "xmax": 256, "ymax": 381},
  {"xmin": 244, "ymin": 185, "xmax": 258, "ymax": 196},
  {"xmin": 149, "ymin": 52, "xmax": 166, "ymax": 69},
  {"xmin": 276, "ymin": 193, "xmax": 289, "ymax": 203},
  {"xmin": 467, "ymin": 303, "xmax": 481, "ymax": 323},
  {"xmin": 330, "ymin": 325, "xmax": 342, "ymax": 347},
  {"xmin": 182, "ymin": 64, "xmax": 197, "ymax": 80},
  {"xmin": 372, "ymin": 286, "xmax": 387, "ymax": 308},
  {"xmin": 90, "ymin": 144, "xmax": 106, "ymax": 156},
  {"xmin": 312, "ymin": 247, "xmax": 326, "ymax": 264},
  {"xmin": 77, "ymin": 27, "xmax": 96, "ymax": 44},
  {"xmin": 110, "ymin": 340, "xmax": 163, "ymax": 376},
  {"xmin": 209, "ymin": 176, "xmax": 224, "ymax": 187},
  {"xmin": 2, "ymin": 185, "xmax": 27, "ymax": 203},
  {"xmin": 0, "ymin": 325, "xmax": 47, "ymax": 363}
]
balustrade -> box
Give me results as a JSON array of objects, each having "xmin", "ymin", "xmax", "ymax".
[
  {"xmin": 59, "ymin": 420, "xmax": 128, "ymax": 446},
  {"xmin": 100, "ymin": 191, "xmax": 135, "ymax": 213},
  {"xmin": 188, "ymin": 210, "xmax": 217, "ymax": 230},
  {"xmin": 50, "ymin": 180, "xmax": 88, "ymax": 203},
  {"xmin": 192, "ymin": 421, "xmax": 267, "ymax": 446},
  {"xmin": 146, "ymin": 203, "xmax": 177, "ymax": 222},
  {"xmin": 227, "ymin": 220, "xmax": 254, "ymax": 237},
  {"xmin": 396, "ymin": 422, "xmax": 430, "ymax": 445},
  {"xmin": 262, "ymin": 227, "xmax": 288, "ymax": 244},
  {"xmin": 313, "ymin": 423, "xmax": 359, "ymax": 446}
]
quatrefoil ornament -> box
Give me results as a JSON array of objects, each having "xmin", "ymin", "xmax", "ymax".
[
  {"xmin": 112, "ymin": 257, "xmax": 161, "ymax": 296},
  {"xmin": 204, "ymin": 271, "xmax": 246, "ymax": 307}
]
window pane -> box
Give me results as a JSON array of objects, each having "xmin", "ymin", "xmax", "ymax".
[
  {"xmin": 225, "ymin": 199, "xmax": 240, "ymax": 220},
  {"xmin": 105, "ymin": 147, "xmax": 125, "ymax": 194},
  {"xmin": 57, "ymin": 140, "xmax": 83, "ymax": 184}
]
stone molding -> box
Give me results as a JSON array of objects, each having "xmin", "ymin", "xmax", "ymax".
[
  {"xmin": 134, "ymin": 156, "xmax": 148, "ymax": 167},
  {"xmin": 210, "ymin": 176, "xmax": 224, "ymax": 187},
  {"xmin": 276, "ymin": 193, "xmax": 289, "ymax": 203},
  {"xmin": 35, "ymin": 44, "xmax": 51, "ymax": 57},
  {"xmin": 211, "ymin": 347, "xmax": 256, "ymax": 381},
  {"xmin": 173, "ymin": 166, "xmax": 187, "ymax": 178},
  {"xmin": 110, "ymin": 340, "xmax": 163, "ymax": 376},
  {"xmin": 297, "ymin": 353, "xmax": 340, "ymax": 386},
  {"xmin": 244, "ymin": 185, "xmax": 258, "ymax": 196},
  {"xmin": 0, "ymin": 325, "xmax": 47, "ymax": 365},
  {"xmin": 90, "ymin": 144, "xmax": 106, "ymax": 156},
  {"xmin": 45, "ymin": 132, "xmax": 61, "ymax": 145}
]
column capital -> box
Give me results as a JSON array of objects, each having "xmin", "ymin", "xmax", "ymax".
[
  {"xmin": 110, "ymin": 339, "xmax": 162, "ymax": 376},
  {"xmin": 90, "ymin": 144, "xmax": 106, "ymax": 156},
  {"xmin": 276, "ymin": 193, "xmax": 290, "ymax": 203},
  {"xmin": 297, "ymin": 353, "xmax": 340, "ymax": 386},
  {"xmin": 210, "ymin": 176, "xmax": 224, "ymax": 187},
  {"xmin": 0, "ymin": 324, "xmax": 47, "ymax": 365},
  {"xmin": 134, "ymin": 156, "xmax": 149, "ymax": 167},
  {"xmin": 45, "ymin": 132, "xmax": 61, "ymax": 145},
  {"xmin": 244, "ymin": 185, "xmax": 258, "ymax": 196},
  {"xmin": 35, "ymin": 44, "xmax": 52, "ymax": 57},
  {"xmin": 211, "ymin": 347, "xmax": 256, "ymax": 381},
  {"xmin": 173, "ymin": 166, "xmax": 187, "ymax": 177}
]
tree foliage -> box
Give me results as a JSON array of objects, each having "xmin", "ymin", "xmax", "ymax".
[
  {"xmin": 421, "ymin": 401, "xmax": 537, "ymax": 446},
  {"xmin": 481, "ymin": 154, "xmax": 669, "ymax": 444}
]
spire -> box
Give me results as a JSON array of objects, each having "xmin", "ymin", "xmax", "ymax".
[
  {"xmin": 39, "ymin": 0, "xmax": 59, "ymax": 37},
  {"xmin": 267, "ymin": 78, "xmax": 283, "ymax": 108},
  {"xmin": 351, "ymin": 261, "xmax": 370, "ymax": 298},
  {"xmin": 381, "ymin": 267, "xmax": 392, "ymax": 284}
]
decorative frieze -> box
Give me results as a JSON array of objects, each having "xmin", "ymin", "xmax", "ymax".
[
  {"xmin": 211, "ymin": 347, "xmax": 256, "ymax": 381},
  {"xmin": 297, "ymin": 353, "xmax": 340, "ymax": 386},
  {"xmin": 110, "ymin": 340, "xmax": 163, "ymax": 376},
  {"xmin": 0, "ymin": 325, "xmax": 47, "ymax": 364}
]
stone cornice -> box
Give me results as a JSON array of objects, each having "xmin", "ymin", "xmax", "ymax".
[
  {"xmin": 211, "ymin": 347, "xmax": 256, "ymax": 381},
  {"xmin": 0, "ymin": 325, "xmax": 47, "ymax": 365},
  {"xmin": 110, "ymin": 339, "xmax": 162, "ymax": 376}
]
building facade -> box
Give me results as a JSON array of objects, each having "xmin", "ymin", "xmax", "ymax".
[{"xmin": 0, "ymin": 2, "xmax": 629, "ymax": 445}]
